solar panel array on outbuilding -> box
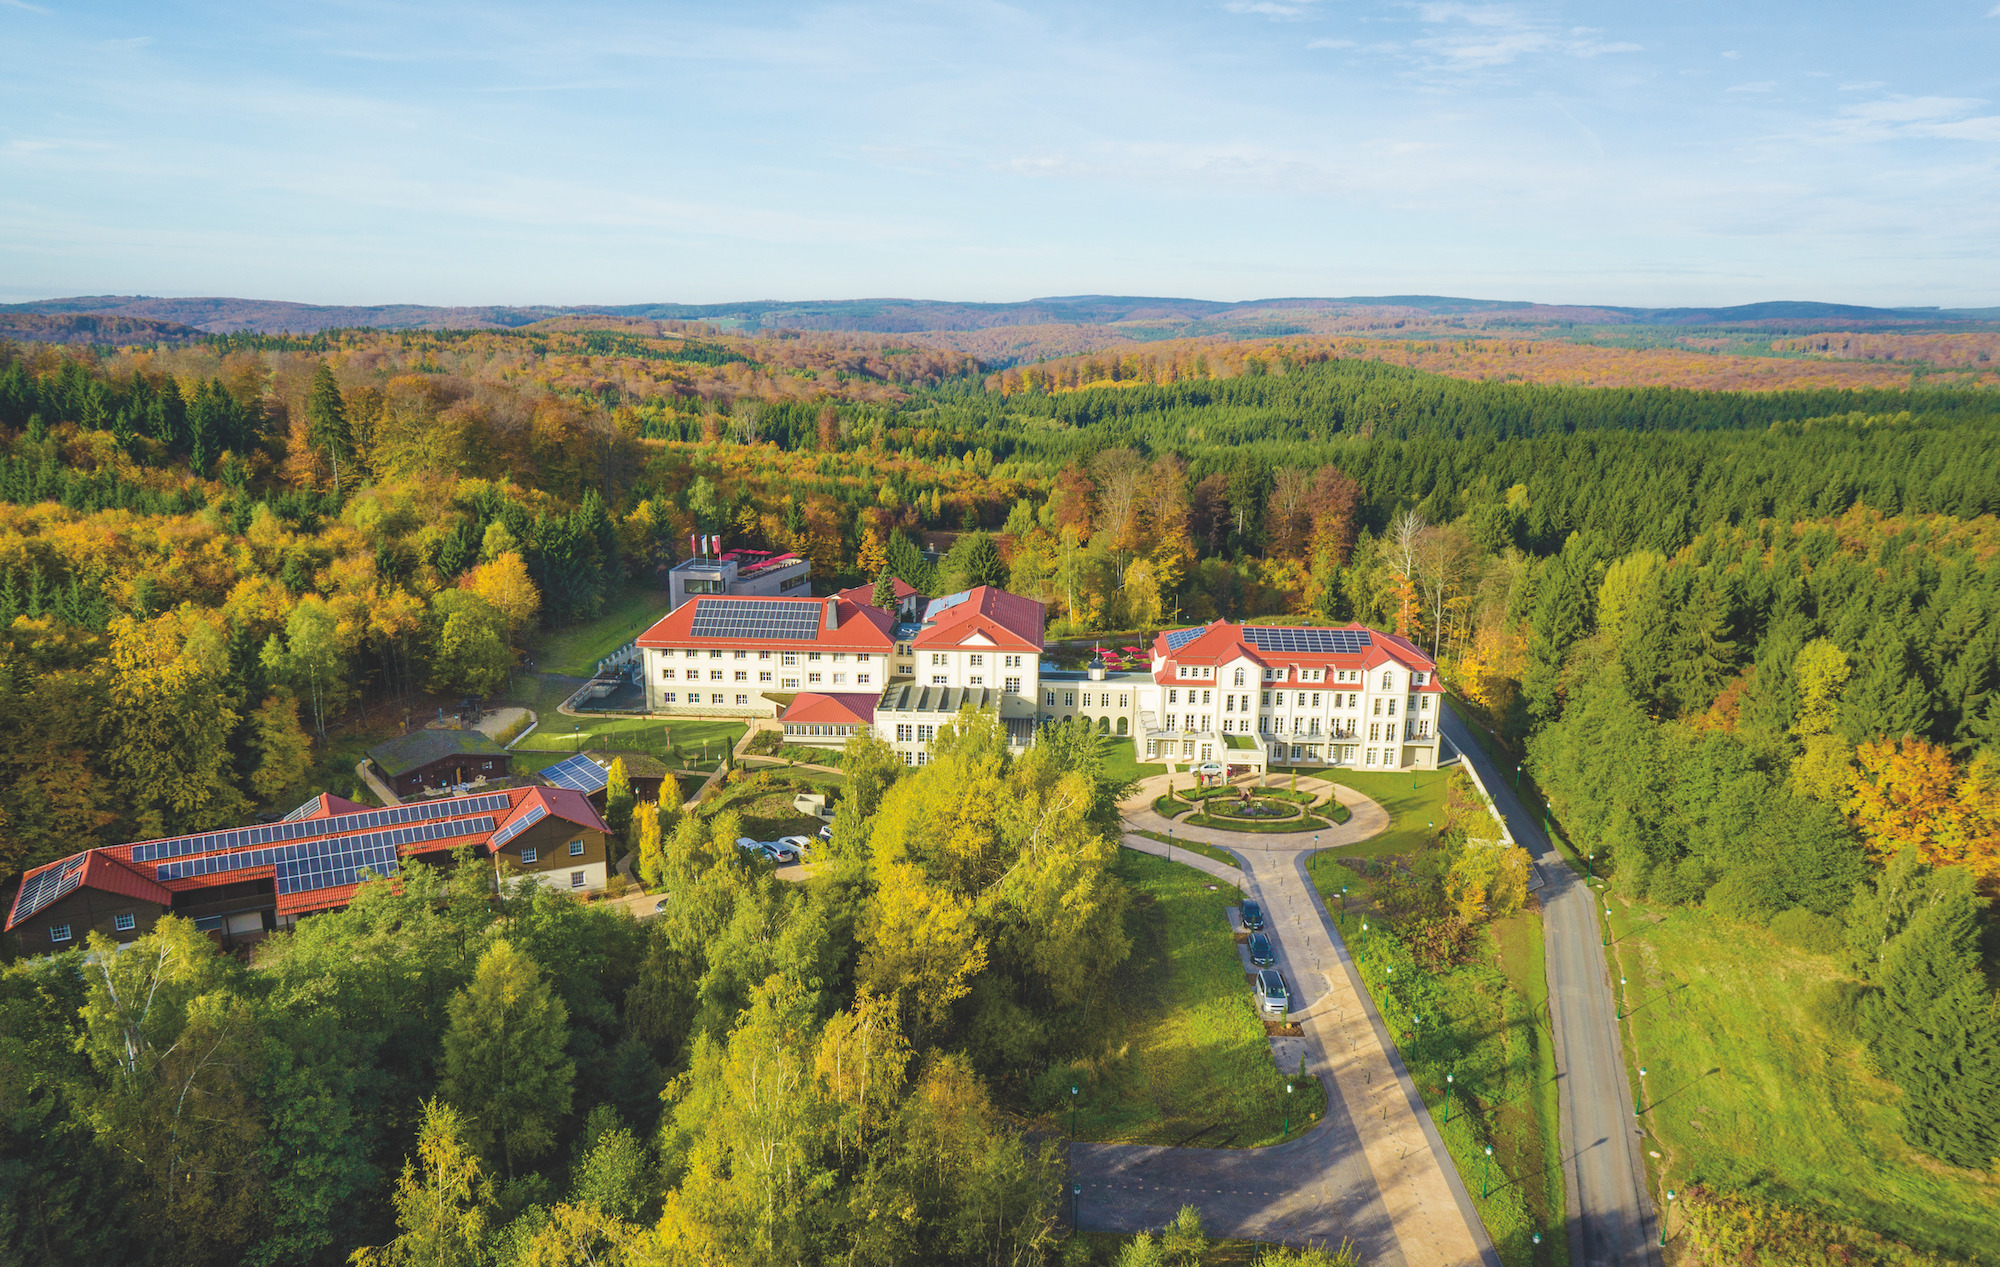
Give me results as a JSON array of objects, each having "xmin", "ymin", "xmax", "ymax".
[
  {"xmin": 687, "ymin": 598, "xmax": 822, "ymax": 640},
  {"xmin": 489, "ymin": 803, "xmax": 548, "ymax": 849},
  {"xmin": 539, "ymin": 754, "xmax": 610, "ymax": 794},
  {"xmin": 154, "ymin": 816, "xmax": 496, "ymax": 882},
  {"xmin": 130, "ymin": 794, "xmax": 510, "ymax": 863},
  {"xmin": 275, "ymin": 840, "xmax": 401, "ymax": 894},
  {"xmin": 1242, "ymin": 627, "xmax": 1372, "ymax": 655},
  {"xmin": 12, "ymin": 854, "xmax": 87, "ymax": 921}
]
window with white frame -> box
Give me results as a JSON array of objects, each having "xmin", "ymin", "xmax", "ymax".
[
  {"xmin": 736, "ymin": 694, "xmax": 749, "ymax": 704},
  {"xmin": 1005, "ymin": 676, "xmax": 1021, "ymax": 693},
  {"xmin": 570, "ymin": 840, "xmax": 584, "ymax": 856},
  {"xmin": 711, "ymin": 693, "xmax": 724, "ymax": 704},
  {"xmin": 570, "ymin": 871, "xmax": 585, "ymax": 889},
  {"xmin": 662, "ymin": 691, "xmax": 677, "ymax": 704},
  {"xmin": 49, "ymin": 923, "xmax": 71, "ymax": 942},
  {"xmin": 114, "ymin": 912, "xmax": 136, "ymax": 931},
  {"xmin": 522, "ymin": 847, "xmax": 538, "ymax": 864}
]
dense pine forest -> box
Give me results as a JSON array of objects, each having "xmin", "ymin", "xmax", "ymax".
[{"xmin": 2, "ymin": 326, "xmax": 1997, "ymax": 1266}]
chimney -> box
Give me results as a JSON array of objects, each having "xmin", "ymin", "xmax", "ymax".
[{"xmin": 823, "ymin": 597, "xmax": 839, "ymax": 631}]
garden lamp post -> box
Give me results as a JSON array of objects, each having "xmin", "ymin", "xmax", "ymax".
[
  {"xmin": 1532, "ymin": 1233, "xmax": 1541, "ymax": 1248},
  {"xmin": 1444, "ymin": 1072, "xmax": 1454, "ymax": 1125},
  {"xmin": 1070, "ymin": 1085, "xmax": 1079, "ymax": 1138},
  {"xmin": 1603, "ymin": 906, "xmax": 1612, "ymax": 946},
  {"xmin": 1515, "ymin": 762, "xmax": 1521, "ymax": 791},
  {"xmin": 1072, "ymin": 1182, "xmax": 1081, "ymax": 1226},
  {"xmin": 1586, "ymin": 851, "xmax": 1593, "ymax": 879},
  {"xmin": 1635, "ymin": 1067, "xmax": 1646, "ymax": 1117},
  {"xmin": 1166, "ymin": 826, "xmax": 1173, "ymax": 864},
  {"xmin": 1481, "ymin": 1144, "xmax": 1494, "ymax": 1198},
  {"xmin": 1283, "ymin": 1081, "xmax": 1293, "ymax": 1138},
  {"xmin": 1661, "ymin": 1189, "xmax": 1676, "ymax": 1246}
]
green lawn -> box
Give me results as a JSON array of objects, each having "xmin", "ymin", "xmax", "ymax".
[
  {"xmin": 1604, "ymin": 897, "xmax": 2000, "ymax": 1262},
  {"xmin": 1294, "ymin": 768, "xmax": 1456, "ymax": 860},
  {"xmin": 498, "ymin": 682, "xmax": 749, "ymax": 768},
  {"xmin": 1051, "ymin": 850, "xmax": 1324, "ymax": 1148},
  {"xmin": 528, "ymin": 584, "xmax": 669, "ymax": 677},
  {"xmin": 1102, "ymin": 736, "xmax": 1166, "ymax": 784},
  {"xmin": 1310, "ymin": 854, "xmax": 1567, "ymax": 1267}
]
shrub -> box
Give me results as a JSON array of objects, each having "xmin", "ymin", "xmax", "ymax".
[
  {"xmin": 1650, "ymin": 856, "xmax": 1715, "ymax": 906},
  {"xmin": 1803, "ymin": 979, "xmax": 1872, "ymax": 1040},
  {"xmin": 1770, "ymin": 907, "xmax": 1846, "ymax": 956},
  {"xmin": 492, "ymin": 712, "xmax": 533, "ymax": 747},
  {"xmin": 1705, "ymin": 871, "xmax": 1777, "ymax": 926}
]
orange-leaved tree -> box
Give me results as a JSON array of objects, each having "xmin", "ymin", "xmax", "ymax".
[{"xmin": 1848, "ymin": 736, "xmax": 2000, "ymax": 893}]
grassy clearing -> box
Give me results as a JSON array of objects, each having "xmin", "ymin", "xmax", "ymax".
[
  {"xmin": 1049, "ymin": 850, "xmax": 1325, "ymax": 1148},
  {"xmin": 1310, "ymin": 855, "xmax": 1567, "ymax": 1267},
  {"xmin": 1128, "ymin": 829, "xmax": 1241, "ymax": 870},
  {"xmin": 527, "ymin": 584, "xmax": 668, "ymax": 677},
  {"xmin": 1294, "ymin": 768, "xmax": 1454, "ymax": 860},
  {"xmin": 1603, "ymin": 896, "xmax": 2000, "ymax": 1262},
  {"xmin": 1102, "ymin": 737, "xmax": 1166, "ymax": 784}
]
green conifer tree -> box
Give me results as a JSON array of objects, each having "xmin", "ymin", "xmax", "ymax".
[{"xmin": 440, "ymin": 940, "xmax": 575, "ymax": 1179}]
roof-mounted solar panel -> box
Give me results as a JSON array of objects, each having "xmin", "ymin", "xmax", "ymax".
[
  {"xmin": 1242, "ymin": 627, "xmax": 1371, "ymax": 656},
  {"xmin": 489, "ymin": 803, "xmax": 548, "ymax": 850},
  {"xmin": 153, "ymin": 816, "xmax": 496, "ymax": 882},
  {"xmin": 281, "ymin": 795, "xmax": 323, "ymax": 823},
  {"xmin": 12, "ymin": 853, "xmax": 88, "ymax": 922},
  {"xmin": 539, "ymin": 754, "xmax": 610, "ymax": 794},
  {"xmin": 1163, "ymin": 627, "xmax": 1203, "ymax": 652},
  {"xmin": 688, "ymin": 598, "xmax": 822, "ymax": 641},
  {"xmin": 130, "ymin": 793, "xmax": 514, "ymax": 863}
]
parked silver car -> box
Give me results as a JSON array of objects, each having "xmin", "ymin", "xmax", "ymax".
[{"xmin": 1254, "ymin": 969, "xmax": 1290, "ymax": 1015}]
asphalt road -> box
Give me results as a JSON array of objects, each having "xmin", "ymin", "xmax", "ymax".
[{"xmin": 1441, "ymin": 704, "xmax": 1661, "ymax": 1267}]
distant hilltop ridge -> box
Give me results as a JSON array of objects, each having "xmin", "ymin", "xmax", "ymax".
[{"xmin": 4, "ymin": 292, "xmax": 1998, "ymax": 338}]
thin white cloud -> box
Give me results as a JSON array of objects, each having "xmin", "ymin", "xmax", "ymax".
[
  {"xmin": 1721, "ymin": 49, "xmax": 1741, "ymax": 59},
  {"xmin": 1828, "ymin": 95, "xmax": 2000, "ymax": 142},
  {"xmin": 1726, "ymin": 81, "xmax": 1777, "ymax": 93},
  {"xmin": 1, "ymin": 0, "xmax": 52, "ymax": 12},
  {"xmin": 1225, "ymin": 0, "xmax": 1316, "ymax": 17},
  {"xmin": 1307, "ymin": 37, "xmax": 1357, "ymax": 48},
  {"xmin": 1402, "ymin": 5, "xmax": 1637, "ymax": 68}
]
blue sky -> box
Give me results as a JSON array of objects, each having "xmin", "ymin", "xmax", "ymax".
[{"xmin": 3, "ymin": 0, "xmax": 1998, "ymax": 308}]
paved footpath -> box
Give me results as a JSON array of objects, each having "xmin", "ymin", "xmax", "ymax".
[{"xmin": 1075, "ymin": 777, "xmax": 1496, "ymax": 1266}]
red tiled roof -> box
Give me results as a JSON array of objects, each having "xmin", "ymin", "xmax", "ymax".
[
  {"xmin": 835, "ymin": 577, "xmax": 919, "ymax": 607},
  {"xmin": 520, "ymin": 785, "xmax": 610, "ymax": 835},
  {"xmin": 297, "ymin": 792, "xmax": 371, "ymax": 820},
  {"xmin": 781, "ymin": 692, "xmax": 878, "ymax": 726},
  {"xmin": 634, "ymin": 595, "xmax": 895, "ymax": 653},
  {"xmin": 277, "ymin": 882, "xmax": 366, "ymax": 918},
  {"xmin": 83, "ymin": 852, "xmax": 175, "ymax": 907},
  {"xmin": 911, "ymin": 586, "xmax": 1044, "ymax": 652}
]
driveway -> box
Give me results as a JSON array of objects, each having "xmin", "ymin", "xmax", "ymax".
[
  {"xmin": 1441, "ymin": 705, "xmax": 1660, "ymax": 1266},
  {"xmin": 1073, "ymin": 779, "xmax": 1495, "ymax": 1266}
]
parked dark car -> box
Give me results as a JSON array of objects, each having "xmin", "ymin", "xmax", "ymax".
[
  {"xmin": 1240, "ymin": 900, "xmax": 1265, "ymax": 930},
  {"xmin": 1248, "ymin": 932, "xmax": 1274, "ymax": 966}
]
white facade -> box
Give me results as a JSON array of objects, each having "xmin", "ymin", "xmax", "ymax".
[{"xmin": 1133, "ymin": 629, "xmax": 1443, "ymax": 771}]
